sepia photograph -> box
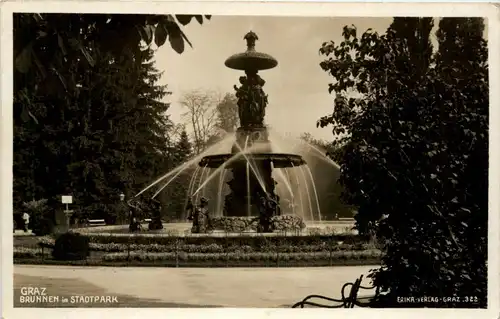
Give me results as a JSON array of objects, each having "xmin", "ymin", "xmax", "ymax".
[{"xmin": 2, "ymin": 1, "xmax": 499, "ymax": 318}]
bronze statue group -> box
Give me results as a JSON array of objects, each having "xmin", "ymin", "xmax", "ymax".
[
  {"xmin": 186, "ymin": 193, "xmax": 281, "ymax": 234},
  {"xmin": 126, "ymin": 197, "xmax": 162, "ymax": 232},
  {"xmin": 125, "ymin": 192, "xmax": 282, "ymax": 234},
  {"xmin": 234, "ymin": 72, "xmax": 268, "ymax": 127}
]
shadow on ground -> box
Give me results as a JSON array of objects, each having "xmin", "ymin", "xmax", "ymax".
[{"xmin": 14, "ymin": 274, "xmax": 222, "ymax": 308}]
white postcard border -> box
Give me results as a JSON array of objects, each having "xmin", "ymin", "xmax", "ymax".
[{"xmin": 1, "ymin": 2, "xmax": 499, "ymax": 319}]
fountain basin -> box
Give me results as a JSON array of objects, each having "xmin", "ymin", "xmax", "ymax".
[
  {"xmin": 199, "ymin": 153, "xmax": 306, "ymax": 168},
  {"xmin": 225, "ymin": 51, "xmax": 278, "ymax": 71}
]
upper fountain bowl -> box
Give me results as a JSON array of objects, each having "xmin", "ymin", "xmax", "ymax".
[
  {"xmin": 199, "ymin": 153, "xmax": 306, "ymax": 169},
  {"xmin": 225, "ymin": 51, "xmax": 278, "ymax": 71},
  {"xmin": 225, "ymin": 31, "xmax": 278, "ymax": 71}
]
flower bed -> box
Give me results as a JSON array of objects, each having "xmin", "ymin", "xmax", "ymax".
[
  {"xmin": 102, "ymin": 249, "xmax": 382, "ymax": 263},
  {"xmin": 36, "ymin": 235, "xmax": 377, "ymax": 253},
  {"xmin": 15, "ymin": 234, "xmax": 383, "ymax": 267},
  {"xmin": 76, "ymin": 232, "xmax": 367, "ymax": 246}
]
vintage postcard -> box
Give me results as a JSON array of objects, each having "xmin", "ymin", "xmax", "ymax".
[{"xmin": 1, "ymin": 1, "xmax": 499, "ymax": 319}]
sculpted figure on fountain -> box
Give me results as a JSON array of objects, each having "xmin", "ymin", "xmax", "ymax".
[
  {"xmin": 127, "ymin": 199, "xmax": 143, "ymax": 232},
  {"xmin": 257, "ymin": 196, "xmax": 273, "ymax": 233},
  {"xmin": 222, "ymin": 31, "xmax": 283, "ymax": 230},
  {"xmin": 147, "ymin": 198, "xmax": 163, "ymax": 230},
  {"xmin": 188, "ymin": 197, "xmax": 211, "ymax": 233},
  {"xmin": 234, "ymin": 72, "xmax": 268, "ymax": 128}
]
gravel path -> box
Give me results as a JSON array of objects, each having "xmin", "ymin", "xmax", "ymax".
[{"xmin": 14, "ymin": 265, "xmax": 376, "ymax": 308}]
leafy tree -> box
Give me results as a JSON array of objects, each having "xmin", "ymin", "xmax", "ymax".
[
  {"xmin": 215, "ymin": 93, "xmax": 239, "ymax": 133},
  {"xmin": 14, "ymin": 13, "xmax": 211, "ymax": 124},
  {"xmin": 180, "ymin": 89, "xmax": 219, "ymax": 154},
  {"xmin": 175, "ymin": 128, "xmax": 193, "ymax": 162},
  {"xmin": 318, "ymin": 17, "xmax": 488, "ymax": 307},
  {"xmin": 156, "ymin": 128, "xmax": 194, "ymax": 221},
  {"xmin": 13, "ymin": 14, "xmax": 184, "ymax": 223}
]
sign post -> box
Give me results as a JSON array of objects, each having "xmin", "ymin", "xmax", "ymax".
[{"xmin": 61, "ymin": 195, "xmax": 73, "ymax": 230}]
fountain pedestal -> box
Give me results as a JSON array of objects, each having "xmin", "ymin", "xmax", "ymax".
[
  {"xmin": 224, "ymin": 32, "xmax": 280, "ymax": 227},
  {"xmin": 224, "ymin": 158, "xmax": 276, "ymax": 217}
]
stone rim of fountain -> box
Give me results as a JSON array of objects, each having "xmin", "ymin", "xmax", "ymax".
[{"xmin": 199, "ymin": 153, "xmax": 306, "ymax": 168}]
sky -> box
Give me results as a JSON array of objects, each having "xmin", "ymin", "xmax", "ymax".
[{"xmin": 153, "ymin": 16, "xmax": 392, "ymax": 141}]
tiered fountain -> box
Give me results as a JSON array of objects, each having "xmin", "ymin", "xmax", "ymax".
[{"xmin": 198, "ymin": 31, "xmax": 308, "ymax": 232}]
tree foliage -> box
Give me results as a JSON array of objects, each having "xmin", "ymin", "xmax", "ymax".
[
  {"xmin": 164, "ymin": 128, "xmax": 194, "ymax": 220},
  {"xmin": 13, "ymin": 13, "xmax": 209, "ymax": 222},
  {"xmin": 180, "ymin": 89, "xmax": 236, "ymax": 153},
  {"xmin": 180, "ymin": 90, "xmax": 217, "ymax": 154},
  {"xmin": 14, "ymin": 13, "xmax": 210, "ymax": 124},
  {"xmin": 175, "ymin": 128, "xmax": 193, "ymax": 163},
  {"xmin": 215, "ymin": 93, "xmax": 239, "ymax": 133},
  {"xmin": 318, "ymin": 17, "xmax": 488, "ymax": 307}
]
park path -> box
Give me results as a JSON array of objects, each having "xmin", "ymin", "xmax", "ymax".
[{"xmin": 14, "ymin": 265, "xmax": 376, "ymax": 307}]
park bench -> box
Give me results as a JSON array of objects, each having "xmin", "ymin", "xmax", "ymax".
[
  {"xmin": 291, "ymin": 275, "xmax": 378, "ymax": 308},
  {"xmin": 87, "ymin": 219, "xmax": 106, "ymax": 226}
]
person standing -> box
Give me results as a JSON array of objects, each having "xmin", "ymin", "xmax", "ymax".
[
  {"xmin": 22, "ymin": 212, "xmax": 30, "ymax": 232},
  {"xmin": 117, "ymin": 193, "xmax": 129, "ymax": 225}
]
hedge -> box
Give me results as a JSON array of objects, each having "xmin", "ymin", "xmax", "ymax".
[
  {"xmin": 102, "ymin": 250, "xmax": 383, "ymax": 262},
  {"xmin": 14, "ymin": 258, "xmax": 381, "ymax": 268},
  {"xmin": 75, "ymin": 233, "xmax": 368, "ymax": 247},
  {"xmin": 37, "ymin": 236, "xmax": 378, "ymax": 253},
  {"xmin": 15, "ymin": 243, "xmax": 382, "ymax": 267}
]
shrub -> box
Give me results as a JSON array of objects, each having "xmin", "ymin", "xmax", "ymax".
[
  {"xmin": 68, "ymin": 240, "xmax": 373, "ymax": 254},
  {"xmin": 22, "ymin": 199, "xmax": 54, "ymax": 235},
  {"xmin": 320, "ymin": 19, "xmax": 488, "ymax": 307},
  {"xmin": 52, "ymin": 232, "xmax": 90, "ymax": 261},
  {"xmin": 31, "ymin": 218, "xmax": 55, "ymax": 236}
]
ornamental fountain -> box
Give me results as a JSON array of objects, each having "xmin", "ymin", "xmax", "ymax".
[
  {"xmin": 133, "ymin": 31, "xmax": 341, "ymax": 234},
  {"xmin": 198, "ymin": 31, "xmax": 308, "ymax": 232}
]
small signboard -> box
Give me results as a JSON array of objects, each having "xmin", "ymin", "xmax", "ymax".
[{"xmin": 61, "ymin": 195, "xmax": 73, "ymax": 204}]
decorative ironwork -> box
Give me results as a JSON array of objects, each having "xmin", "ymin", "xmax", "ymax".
[{"xmin": 291, "ymin": 275, "xmax": 379, "ymax": 308}]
